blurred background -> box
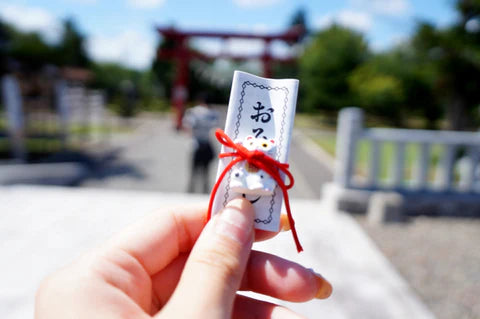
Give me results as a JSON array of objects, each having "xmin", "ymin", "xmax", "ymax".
[{"xmin": 0, "ymin": 0, "xmax": 479, "ymax": 318}]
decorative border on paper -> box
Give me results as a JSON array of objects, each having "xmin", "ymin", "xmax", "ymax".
[{"xmin": 222, "ymin": 80, "xmax": 289, "ymax": 225}]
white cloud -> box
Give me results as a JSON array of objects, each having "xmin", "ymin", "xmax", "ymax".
[
  {"xmin": 191, "ymin": 39, "xmax": 222, "ymax": 56},
  {"xmin": 193, "ymin": 38, "xmax": 265, "ymax": 57},
  {"xmin": 350, "ymin": 0, "xmax": 410, "ymax": 17},
  {"xmin": 0, "ymin": 4, "xmax": 62, "ymax": 42},
  {"xmin": 232, "ymin": 0, "xmax": 281, "ymax": 8},
  {"xmin": 270, "ymin": 40, "xmax": 293, "ymax": 58},
  {"xmin": 315, "ymin": 10, "xmax": 373, "ymax": 33},
  {"xmin": 236, "ymin": 23, "xmax": 271, "ymax": 35},
  {"xmin": 126, "ymin": 0, "xmax": 166, "ymax": 9},
  {"xmin": 87, "ymin": 30, "xmax": 156, "ymax": 69},
  {"xmin": 226, "ymin": 38, "xmax": 265, "ymax": 56}
]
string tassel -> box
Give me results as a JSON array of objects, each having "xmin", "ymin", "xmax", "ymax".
[{"xmin": 207, "ymin": 129, "xmax": 303, "ymax": 253}]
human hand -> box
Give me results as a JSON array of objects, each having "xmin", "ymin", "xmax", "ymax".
[{"xmin": 35, "ymin": 198, "xmax": 332, "ymax": 319}]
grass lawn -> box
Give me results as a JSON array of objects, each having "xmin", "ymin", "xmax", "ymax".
[{"xmin": 294, "ymin": 113, "xmax": 337, "ymax": 131}]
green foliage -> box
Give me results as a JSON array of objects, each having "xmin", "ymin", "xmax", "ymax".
[
  {"xmin": 297, "ymin": 1, "xmax": 480, "ymax": 129},
  {"xmin": 348, "ymin": 47, "xmax": 442, "ymax": 127},
  {"xmin": 456, "ymin": 0, "xmax": 480, "ymax": 18},
  {"xmin": 289, "ymin": 8, "xmax": 308, "ymax": 30},
  {"xmin": 411, "ymin": 4, "xmax": 480, "ymax": 130},
  {"xmin": 3, "ymin": 1, "xmax": 479, "ymax": 129},
  {"xmin": 288, "ymin": 7, "xmax": 308, "ymax": 42},
  {"xmin": 56, "ymin": 18, "xmax": 90, "ymax": 67},
  {"xmin": 349, "ymin": 65, "xmax": 404, "ymax": 122},
  {"xmin": 151, "ymin": 36, "xmax": 175, "ymax": 99},
  {"xmin": 6, "ymin": 27, "xmax": 57, "ymax": 68},
  {"xmin": 2, "ymin": 18, "xmax": 90, "ymax": 69},
  {"xmin": 91, "ymin": 63, "xmax": 166, "ymax": 116},
  {"xmin": 299, "ymin": 25, "xmax": 369, "ymax": 113},
  {"xmin": 91, "ymin": 63, "xmax": 138, "ymax": 95}
]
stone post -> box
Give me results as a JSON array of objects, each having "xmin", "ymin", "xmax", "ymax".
[
  {"xmin": 367, "ymin": 140, "xmax": 380, "ymax": 187},
  {"xmin": 436, "ymin": 145, "xmax": 456, "ymax": 190},
  {"xmin": 55, "ymin": 80, "xmax": 70, "ymax": 148},
  {"xmin": 335, "ymin": 107, "xmax": 364, "ymax": 188},
  {"xmin": 1, "ymin": 75, "xmax": 26, "ymax": 162},
  {"xmin": 415, "ymin": 143, "xmax": 430, "ymax": 189}
]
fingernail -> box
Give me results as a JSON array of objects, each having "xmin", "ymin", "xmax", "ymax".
[
  {"xmin": 280, "ymin": 214, "xmax": 291, "ymax": 232},
  {"xmin": 313, "ymin": 273, "xmax": 332, "ymax": 299},
  {"xmin": 216, "ymin": 199, "xmax": 253, "ymax": 244}
]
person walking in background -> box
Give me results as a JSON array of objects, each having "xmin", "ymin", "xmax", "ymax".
[{"xmin": 183, "ymin": 93, "xmax": 219, "ymax": 193}]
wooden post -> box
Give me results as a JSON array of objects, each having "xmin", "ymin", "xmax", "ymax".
[{"xmin": 335, "ymin": 107, "xmax": 364, "ymax": 188}]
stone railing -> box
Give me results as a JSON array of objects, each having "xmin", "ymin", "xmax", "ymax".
[
  {"xmin": 327, "ymin": 107, "xmax": 480, "ymax": 220},
  {"xmin": 335, "ymin": 108, "xmax": 480, "ymax": 195}
]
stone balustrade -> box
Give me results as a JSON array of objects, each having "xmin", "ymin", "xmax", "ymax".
[{"xmin": 335, "ymin": 107, "xmax": 480, "ymax": 194}]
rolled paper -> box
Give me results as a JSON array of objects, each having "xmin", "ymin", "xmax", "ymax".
[{"xmin": 210, "ymin": 71, "xmax": 299, "ymax": 233}]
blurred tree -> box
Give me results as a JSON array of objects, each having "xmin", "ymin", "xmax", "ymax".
[
  {"xmin": 91, "ymin": 62, "xmax": 139, "ymax": 116},
  {"xmin": 273, "ymin": 7, "xmax": 308, "ymax": 79},
  {"xmin": 411, "ymin": 0, "xmax": 480, "ymax": 130},
  {"xmin": 456, "ymin": 0, "xmax": 480, "ymax": 20},
  {"xmin": 151, "ymin": 36, "xmax": 176, "ymax": 100},
  {"xmin": 6, "ymin": 25, "xmax": 56, "ymax": 69},
  {"xmin": 349, "ymin": 47, "xmax": 442, "ymax": 127},
  {"xmin": 56, "ymin": 18, "xmax": 90, "ymax": 67},
  {"xmin": 348, "ymin": 59, "xmax": 404, "ymax": 125},
  {"xmin": 0, "ymin": 20, "xmax": 10, "ymax": 74},
  {"xmin": 299, "ymin": 25, "xmax": 369, "ymax": 113},
  {"xmin": 91, "ymin": 63, "xmax": 137, "ymax": 96},
  {"xmin": 92, "ymin": 62, "xmax": 169, "ymax": 115},
  {"xmin": 3, "ymin": 19, "xmax": 90, "ymax": 69},
  {"xmin": 290, "ymin": 8, "xmax": 307, "ymax": 29},
  {"xmin": 288, "ymin": 7, "xmax": 308, "ymax": 41}
]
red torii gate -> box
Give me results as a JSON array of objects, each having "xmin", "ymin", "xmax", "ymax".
[{"xmin": 156, "ymin": 26, "xmax": 304, "ymax": 129}]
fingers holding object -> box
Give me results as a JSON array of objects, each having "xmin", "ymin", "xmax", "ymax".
[
  {"xmin": 152, "ymin": 249, "xmax": 332, "ymax": 310},
  {"xmin": 233, "ymin": 295, "xmax": 306, "ymax": 319},
  {"xmin": 254, "ymin": 213, "xmax": 290, "ymax": 242},
  {"xmin": 241, "ymin": 251, "xmax": 332, "ymax": 302}
]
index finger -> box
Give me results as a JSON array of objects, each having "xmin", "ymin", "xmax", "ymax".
[
  {"xmin": 104, "ymin": 205, "xmax": 207, "ymax": 275},
  {"xmin": 102, "ymin": 204, "xmax": 283, "ymax": 276}
]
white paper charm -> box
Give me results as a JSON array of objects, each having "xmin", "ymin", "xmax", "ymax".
[{"xmin": 211, "ymin": 71, "xmax": 299, "ymax": 232}]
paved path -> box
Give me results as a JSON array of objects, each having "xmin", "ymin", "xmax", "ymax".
[
  {"xmin": 0, "ymin": 185, "xmax": 435, "ymax": 319},
  {"xmin": 82, "ymin": 114, "xmax": 196, "ymax": 192},
  {"xmin": 81, "ymin": 114, "xmax": 333, "ymax": 200}
]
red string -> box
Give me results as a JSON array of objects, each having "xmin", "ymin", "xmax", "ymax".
[{"xmin": 207, "ymin": 129, "xmax": 303, "ymax": 253}]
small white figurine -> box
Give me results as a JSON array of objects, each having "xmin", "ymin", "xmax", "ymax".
[{"xmin": 230, "ymin": 136, "xmax": 277, "ymax": 196}]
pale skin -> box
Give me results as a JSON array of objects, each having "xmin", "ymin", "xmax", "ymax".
[{"xmin": 35, "ymin": 198, "xmax": 332, "ymax": 319}]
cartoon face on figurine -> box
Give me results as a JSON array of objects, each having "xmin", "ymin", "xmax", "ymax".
[{"xmin": 230, "ymin": 136, "xmax": 277, "ymax": 196}]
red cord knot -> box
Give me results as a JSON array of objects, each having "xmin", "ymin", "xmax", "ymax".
[{"xmin": 207, "ymin": 129, "xmax": 303, "ymax": 253}]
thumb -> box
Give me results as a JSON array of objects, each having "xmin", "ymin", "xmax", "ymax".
[{"xmin": 160, "ymin": 198, "xmax": 255, "ymax": 318}]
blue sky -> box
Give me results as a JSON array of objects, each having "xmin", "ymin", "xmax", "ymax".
[{"xmin": 0, "ymin": 0, "xmax": 458, "ymax": 70}]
